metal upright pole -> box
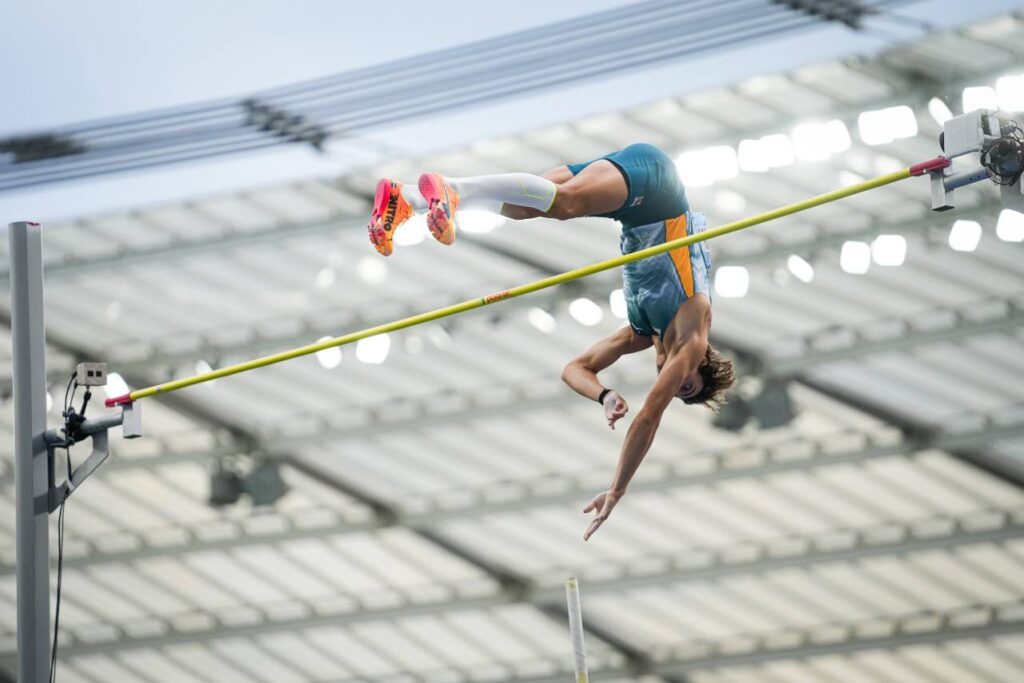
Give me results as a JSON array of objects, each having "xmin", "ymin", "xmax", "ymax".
[{"xmin": 10, "ymin": 221, "xmax": 50, "ymax": 682}]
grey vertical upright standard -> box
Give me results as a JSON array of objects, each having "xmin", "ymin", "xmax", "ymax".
[{"xmin": 10, "ymin": 221, "xmax": 50, "ymax": 682}]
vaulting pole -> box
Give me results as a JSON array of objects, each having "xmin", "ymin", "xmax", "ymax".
[
  {"xmin": 106, "ymin": 156, "xmax": 950, "ymax": 407},
  {"xmin": 565, "ymin": 577, "xmax": 589, "ymax": 683}
]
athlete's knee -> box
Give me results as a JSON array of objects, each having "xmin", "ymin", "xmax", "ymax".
[{"xmin": 547, "ymin": 186, "xmax": 585, "ymax": 220}]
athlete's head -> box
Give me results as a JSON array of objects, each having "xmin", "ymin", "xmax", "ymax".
[{"xmin": 677, "ymin": 344, "xmax": 735, "ymax": 410}]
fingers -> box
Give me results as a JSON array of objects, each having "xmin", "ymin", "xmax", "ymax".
[
  {"xmin": 583, "ymin": 498, "xmax": 599, "ymax": 513},
  {"xmin": 583, "ymin": 515, "xmax": 605, "ymax": 541}
]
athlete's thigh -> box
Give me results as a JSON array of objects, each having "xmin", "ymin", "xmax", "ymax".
[
  {"xmin": 542, "ymin": 166, "xmax": 575, "ymax": 183},
  {"xmin": 561, "ymin": 159, "xmax": 628, "ymax": 216}
]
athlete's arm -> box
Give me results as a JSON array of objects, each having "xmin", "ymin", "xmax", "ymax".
[
  {"xmin": 562, "ymin": 326, "xmax": 653, "ymax": 429},
  {"xmin": 561, "ymin": 325, "xmax": 651, "ymax": 401},
  {"xmin": 583, "ymin": 335, "xmax": 704, "ymax": 540}
]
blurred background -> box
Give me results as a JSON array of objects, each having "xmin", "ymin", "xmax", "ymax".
[{"xmin": 2, "ymin": 0, "xmax": 1024, "ymax": 681}]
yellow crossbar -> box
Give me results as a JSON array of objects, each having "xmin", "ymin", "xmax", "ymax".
[{"xmin": 107, "ymin": 160, "xmax": 935, "ymax": 407}]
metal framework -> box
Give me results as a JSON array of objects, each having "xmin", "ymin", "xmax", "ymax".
[
  {"xmin": 6, "ymin": 17, "xmax": 1024, "ymax": 681},
  {"xmin": 3, "ymin": 410, "xmax": 1019, "ymax": 575},
  {"xmin": 9, "ymin": 221, "xmax": 50, "ymax": 681},
  {"xmin": 29, "ymin": 516, "xmax": 1024, "ymax": 659}
]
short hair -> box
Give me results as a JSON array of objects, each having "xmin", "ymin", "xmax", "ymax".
[{"xmin": 682, "ymin": 344, "xmax": 736, "ymax": 411}]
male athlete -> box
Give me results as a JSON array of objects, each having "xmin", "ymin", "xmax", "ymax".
[{"xmin": 367, "ymin": 143, "xmax": 735, "ymax": 540}]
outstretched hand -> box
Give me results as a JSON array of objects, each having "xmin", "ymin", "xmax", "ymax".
[
  {"xmin": 602, "ymin": 390, "xmax": 628, "ymax": 430},
  {"xmin": 583, "ymin": 489, "xmax": 621, "ymax": 541}
]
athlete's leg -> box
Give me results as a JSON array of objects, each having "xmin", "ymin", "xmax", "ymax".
[
  {"xmin": 500, "ymin": 163, "xmax": 627, "ymax": 221},
  {"xmin": 501, "ymin": 167, "xmax": 574, "ymax": 220},
  {"xmin": 419, "ymin": 167, "xmax": 561, "ymax": 242},
  {"xmin": 544, "ymin": 160, "xmax": 627, "ymax": 220}
]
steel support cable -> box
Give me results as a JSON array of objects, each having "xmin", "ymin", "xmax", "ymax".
[
  {"xmin": 103, "ymin": 156, "xmax": 951, "ymax": 407},
  {"xmin": 0, "ymin": 0, "xmax": 756, "ymax": 180},
  {"xmin": 0, "ymin": 11, "xmax": 817, "ymax": 190},
  {"xmin": 0, "ymin": 0, "xmax": 836, "ymax": 186},
  {"xmin": 218, "ymin": 0, "xmax": 760, "ymax": 111},
  {"xmin": 315, "ymin": 11, "xmax": 814, "ymax": 131},
  {"xmin": 0, "ymin": 0, "xmax": 912, "ymax": 188},
  {"xmin": 0, "ymin": 18, "xmax": 818, "ymax": 192},
  {"xmin": 44, "ymin": 0, "xmax": 715, "ymax": 137},
  {"xmin": 215, "ymin": 0, "xmax": 913, "ymax": 107},
  {"xmin": 1, "ymin": 0, "xmax": 727, "ymax": 154}
]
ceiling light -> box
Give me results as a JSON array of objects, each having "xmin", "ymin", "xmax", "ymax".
[
  {"xmin": 948, "ymin": 220, "xmax": 982, "ymax": 252},
  {"xmin": 927, "ymin": 97, "xmax": 953, "ymax": 126},
  {"xmin": 858, "ymin": 106, "xmax": 918, "ymax": 145},
  {"xmin": 356, "ymin": 334, "xmax": 391, "ymax": 363},
  {"xmin": 357, "ymin": 257, "xmax": 387, "ymax": 284},
  {"xmin": 858, "ymin": 110, "xmax": 890, "ymax": 145},
  {"xmin": 996, "ymin": 74, "xmax": 1024, "ymax": 112},
  {"xmin": 738, "ymin": 139, "xmax": 769, "ymax": 173},
  {"xmin": 676, "ymin": 145, "xmax": 738, "ymax": 187},
  {"xmin": 428, "ymin": 325, "xmax": 453, "ymax": 350},
  {"xmin": 887, "ymin": 106, "xmax": 918, "ymax": 139},
  {"xmin": 962, "ymin": 86, "xmax": 998, "ymax": 113},
  {"xmin": 827, "ymin": 119, "xmax": 852, "ymax": 152},
  {"xmin": 839, "ymin": 170, "xmax": 865, "ymax": 186},
  {"xmin": 404, "ymin": 335, "xmax": 424, "ymax": 355},
  {"xmin": 714, "ymin": 189, "xmax": 747, "ymax": 214},
  {"xmin": 528, "ymin": 307, "xmax": 557, "ymax": 333},
  {"xmin": 704, "ymin": 146, "xmax": 738, "ymax": 182},
  {"xmin": 315, "ymin": 267, "xmax": 336, "ymax": 290},
  {"xmin": 714, "ymin": 266, "xmax": 749, "ymax": 298},
  {"xmin": 102, "ymin": 372, "xmax": 129, "ymax": 399},
  {"xmin": 839, "ymin": 241, "xmax": 871, "ymax": 274},
  {"xmin": 873, "ymin": 155, "xmax": 903, "ymax": 175},
  {"xmin": 738, "ymin": 134, "xmax": 794, "ymax": 172},
  {"xmin": 792, "ymin": 120, "xmax": 851, "ymax": 161},
  {"xmin": 609, "ymin": 289, "xmax": 628, "ymax": 319},
  {"xmin": 996, "ymin": 209, "xmax": 1024, "ymax": 242},
  {"xmin": 458, "ymin": 210, "xmax": 507, "ymax": 233},
  {"xmin": 315, "ymin": 337, "xmax": 342, "ymax": 369},
  {"xmin": 786, "ymin": 255, "xmax": 814, "ymax": 283},
  {"xmin": 194, "ymin": 359, "xmax": 216, "ymax": 386},
  {"xmin": 759, "ymin": 134, "xmax": 795, "ymax": 168},
  {"xmin": 569, "ymin": 298, "xmax": 603, "ymax": 326},
  {"xmin": 393, "ymin": 214, "xmax": 428, "ymax": 246},
  {"xmin": 870, "ymin": 234, "xmax": 907, "ymax": 266}
]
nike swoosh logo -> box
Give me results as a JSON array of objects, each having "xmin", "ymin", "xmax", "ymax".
[{"xmin": 440, "ymin": 184, "xmax": 452, "ymax": 217}]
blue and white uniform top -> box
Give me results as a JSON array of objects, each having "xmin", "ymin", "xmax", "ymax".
[{"xmin": 567, "ymin": 143, "xmax": 712, "ymax": 338}]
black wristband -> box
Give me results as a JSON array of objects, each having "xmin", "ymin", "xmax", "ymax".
[{"xmin": 597, "ymin": 388, "xmax": 612, "ymax": 405}]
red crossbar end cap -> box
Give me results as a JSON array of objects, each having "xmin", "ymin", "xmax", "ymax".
[
  {"xmin": 105, "ymin": 394, "xmax": 133, "ymax": 408},
  {"xmin": 910, "ymin": 156, "xmax": 951, "ymax": 177}
]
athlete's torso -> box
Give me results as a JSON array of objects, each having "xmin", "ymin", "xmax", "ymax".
[
  {"xmin": 566, "ymin": 143, "xmax": 712, "ymax": 338},
  {"xmin": 621, "ymin": 211, "xmax": 712, "ymax": 337}
]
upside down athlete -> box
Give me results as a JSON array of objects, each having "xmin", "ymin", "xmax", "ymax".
[{"xmin": 368, "ymin": 143, "xmax": 735, "ymax": 540}]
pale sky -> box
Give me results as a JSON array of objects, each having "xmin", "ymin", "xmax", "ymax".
[{"xmin": 2, "ymin": 0, "xmax": 1019, "ymax": 222}]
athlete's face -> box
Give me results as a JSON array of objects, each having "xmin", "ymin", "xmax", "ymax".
[{"xmin": 676, "ymin": 370, "xmax": 704, "ymax": 401}]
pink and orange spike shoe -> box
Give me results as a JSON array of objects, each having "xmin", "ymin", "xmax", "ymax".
[
  {"xmin": 368, "ymin": 178, "xmax": 415, "ymax": 256},
  {"xmin": 418, "ymin": 173, "xmax": 459, "ymax": 246}
]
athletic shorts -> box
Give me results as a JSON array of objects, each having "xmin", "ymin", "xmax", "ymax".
[
  {"xmin": 568, "ymin": 143, "xmax": 710, "ymax": 337},
  {"xmin": 566, "ymin": 142, "xmax": 689, "ymax": 230}
]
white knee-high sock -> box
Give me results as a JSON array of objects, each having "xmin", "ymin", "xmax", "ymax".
[{"xmin": 447, "ymin": 173, "xmax": 557, "ymax": 212}]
